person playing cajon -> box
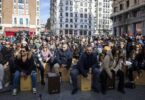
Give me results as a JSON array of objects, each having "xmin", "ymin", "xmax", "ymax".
[
  {"xmin": 12, "ymin": 44, "xmax": 37, "ymax": 96},
  {"xmin": 70, "ymin": 45, "xmax": 100, "ymax": 95}
]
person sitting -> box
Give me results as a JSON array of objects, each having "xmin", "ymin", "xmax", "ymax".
[
  {"xmin": 100, "ymin": 46, "xmax": 125, "ymax": 95},
  {"xmin": 52, "ymin": 43, "xmax": 72, "ymax": 73},
  {"xmin": 70, "ymin": 45, "xmax": 100, "ymax": 95},
  {"xmin": 12, "ymin": 45, "xmax": 37, "ymax": 95},
  {"xmin": 38, "ymin": 45, "xmax": 52, "ymax": 85}
]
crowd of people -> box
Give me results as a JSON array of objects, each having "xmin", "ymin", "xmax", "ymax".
[{"xmin": 0, "ymin": 33, "xmax": 145, "ymax": 96}]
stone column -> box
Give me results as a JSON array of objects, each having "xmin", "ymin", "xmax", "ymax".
[{"xmin": 142, "ymin": 21, "xmax": 145, "ymax": 36}]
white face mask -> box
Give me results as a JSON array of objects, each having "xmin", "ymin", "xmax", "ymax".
[{"xmin": 98, "ymin": 48, "xmax": 102, "ymax": 53}]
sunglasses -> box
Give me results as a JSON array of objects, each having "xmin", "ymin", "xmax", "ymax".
[{"xmin": 21, "ymin": 50, "xmax": 26, "ymax": 52}]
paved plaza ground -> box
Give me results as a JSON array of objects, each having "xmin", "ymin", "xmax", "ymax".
[{"xmin": 0, "ymin": 82, "xmax": 145, "ymax": 100}]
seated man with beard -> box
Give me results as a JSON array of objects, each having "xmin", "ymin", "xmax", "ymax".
[
  {"xmin": 52, "ymin": 43, "xmax": 72, "ymax": 74},
  {"xmin": 70, "ymin": 45, "xmax": 100, "ymax": 95}
]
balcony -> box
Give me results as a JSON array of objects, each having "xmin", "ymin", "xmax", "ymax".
[
  {"xmin": 111, "ymin": 2, "xmax": 145, "ymax": 17},
  {"xmin": 113, "ymin": 14, "xmax": 145, "ymax": 27}
]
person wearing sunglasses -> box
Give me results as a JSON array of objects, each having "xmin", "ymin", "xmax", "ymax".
[{"xmin": 12, "ymin": 45, "xmax": 37, "ymax": 95}]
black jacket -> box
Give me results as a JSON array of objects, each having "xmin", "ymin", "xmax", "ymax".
[
  {"xmin": 77, "ymin": 52, "xmax": 100, "ymax": 77},
  {"xmin": 15, "ymin": 53, "xmax": 36, "ymax": 75}
]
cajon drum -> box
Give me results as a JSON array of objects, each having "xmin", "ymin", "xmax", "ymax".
[
  {"xmin": 20, "ymin": 76, "xmax": 32, "ymax": 91},
  {"xmin": 59, "ymin": 67, "xmax": 69, "ymax": 82},
  {"xmin": 48, "ymin": 73, "xmax": 60, "ymax": 94},
  {"xmin": 80, "ymin": 74, "xmax": 92, "ymax": 91},
  {"xmin": 107, "ymin": 71, "xmax": 115, "ymax": 89},
  {"xmin": 134, "ymin": 70, "xmax": 145, "ymax": 86},
  {"xmin": 43, "ymin": 63, "xmax": 49, "ymax": 75}
]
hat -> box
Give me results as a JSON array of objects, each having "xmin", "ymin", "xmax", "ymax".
[{"xmin": 104, "ymin": 46, "xmax": 111, "ymax": 51}]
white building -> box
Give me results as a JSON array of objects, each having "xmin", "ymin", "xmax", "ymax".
[
  {"xmin": 50, "ymin": 0, "xmax": 96, "ymax": 36},
  {"xmin": 95, "ymin": 0, "xmax": 113, "ymax": 35}
]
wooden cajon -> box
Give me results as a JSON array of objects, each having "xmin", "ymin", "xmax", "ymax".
[
  {"xmin": 134, "ymin": 70, "xmax": 145, "ymax": 86},
  {"xmin": 80, "ymin": 74, "xmax": 92, "ymax": 91},
  {"xmin": 43, "ymin": 63, "xmax": 49, "ymax": 75},
  {"xmin": 20, "ymin": 75, "xmax": 32, "ymax": 91},
  {"xmin": 59, "ymin": 67, "xmax": 70, "ymax": 82},
  {"xmin": 48, "ymin": 73, "xmax": 60, "ymax": 94}
]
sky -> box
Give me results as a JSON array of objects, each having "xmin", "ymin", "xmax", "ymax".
[{"xmin": 40, "ymin": 0, "xmax": 50, "ymax": 24}]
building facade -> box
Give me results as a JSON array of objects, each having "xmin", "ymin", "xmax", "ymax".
[
  {"xmin": 111, "ymin": 0, "xmax": 145, "ymax": 36},
  {"xmin": 0, "ymin": 0, "xmax": 40, "ymax": 36},
  {"xmin": 50, "ymin": 0, "xmax": 96, "ymax": 36},
  {"xmin": 95, "ymin": 0, "xmax": 113, "ymax": 35}
]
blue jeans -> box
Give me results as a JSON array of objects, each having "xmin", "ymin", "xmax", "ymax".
[
  {"xmin": 13, "ymin": 70, "xmax": 37, "ymax": 89},
  {"xmin": 70, "ymin": 65, "xmax": 101, "ymax": 90}
]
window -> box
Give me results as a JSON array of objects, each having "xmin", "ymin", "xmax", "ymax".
[
  {"xmin": 66, "ymin": 1, "xmax": 68, "ymax": 5},
  {"xmin": 60, "ymin": 18, "xmax": 62, "ymax": 22},
  {"xmin": 66, "ymin": 7, "xmax": 68, "ymax": 11},
  {"xmin": 134, "ymin": 0, "xmax": 137, "ymax": 4},
  {"xmin": 65, "ymin": 18, "xmax": 68, "ymax": 22},
  {"xmin": 80, "ymin": 25, "xmax": 83, "ymax": 28},
  {"xmin": 70, "ymin": 1, "xmax": 73, "ymax": 5},
  {"xmin": 80, "ymin": 14, "xmax": 83, "ymax": 18},
  {"xmin": 19, "ymin": 5, "xmax": 24, "ymax": 9},
  {"xmin": 80, "ymin": 2, "xmax": 83, "ymax": 6},
  {"xmin": 60, "ymin": 24, "xmax": 62, "ymax": 28},
  {"xmin": 60, "ymin": 13, "xmax": 62, "ymax": 17},
  {"xmin": 37, "ymin": 1, "xmax": 39, "ymax": 5},
  {"xmin": 70, "ymin": 25, "xmax": 73, "ymax": 28},
  {"xmin": 75, "ymin": 14, "xmax": 77, "ymax": 17},
  {"xmin": 26, "ymin": 18, "xmax": 28, "ymax": 25},
  {"xmin": 0, "ymin": 17, "xmax": 1, "ymax": 24},
  {"xmin": 126, "ymin": 0, "xmax": 129, "ymax": 8},
  {"xmin": 18, "ymin": 0, "xmax": 24, "ymax": 3},
  {"xmin": 26, "ymin": 0, "xmax": 28, "ymax": 4},
  {"xmin": 114, "ymin": 7, "xmax": 117, "ymax": 12},
  {"xmin": 37, "ymin": 19, "xmax": 39, "ymax": 25},
  {"xmin": 70, "ymin": 13, "xmax": 73, "ymax": 17},
  {"xmin": 120, "ymin": 4, "xmax": 123, "ymax": 10},
  {"xmin": 85, "ymin": 14, "xmax": 87, "ymax": 18},
  {"xmin": 14, "ymin": 5, "xmax": 17, "ymax": 9},
  {"xmin": 66, "ymin": 13, "xmax": 68, "ymax": 17},
  {"xmin": 70, "ymin": 19, "xmax": 73, "ymax": 23},
  {"xmin": 70, "ymin": 7, "xmax": 73, "ymax": 11},
  {"xmin": 66, "ymin": 24, "xmax": 68, "ymax": 28},
  {"xmin": 20, "ymin": 18, "xmax": 23, "ymax": 25},
  {"xmin": 99, "ymin": 8, "xmax": 102, "ymax": 11},
  {"xmin": 37, "ymin": 7, "xmax": 39, "ymax": 11},
  {"xmin": 14, "ymin": 18, "xmax": 17, "ymax": 24},
  {"xmin": 14, "ymin": 0, "xmax": 16, "ymax": 3}
]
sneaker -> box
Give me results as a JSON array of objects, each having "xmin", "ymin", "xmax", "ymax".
[
  {"xmin": 41, "ymin": 80, "xmax": 45, "ymax": 86},
  {"xmin": 12, "ymin": 89, "xmax": 17, "ymax": 96},
  {"xmin": 32, "ymin": 88, "xmax": 37, "ymax": 94},
  {"xmin": 71, "ymin": 88, "xmax": 78, "ymax": 95}
]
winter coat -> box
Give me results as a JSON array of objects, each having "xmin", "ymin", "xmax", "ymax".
[
  {"xmin": 15, "ymin": 52, "xmax": 36, "ymax": 75},
  {"xmin": 77, "ymin": 52, "xmax": 100, "ymax": 77}
]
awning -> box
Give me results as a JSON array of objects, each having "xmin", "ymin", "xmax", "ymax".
[
  {"xmin": 4, "ymin": 27, "xmax": 36, "ymax": 37},
  {"xmin": 5, "ymin": 31, "xmax": 15, "ymax": 37}
]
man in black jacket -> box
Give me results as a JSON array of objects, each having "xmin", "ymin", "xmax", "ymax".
[
  {"xmin": 70, "ymin": 45, "xmax": 100, "ymax": 94},
  {"xmin": 52, "ymin": 43, "xmax": 72, "ymax": 73}
]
